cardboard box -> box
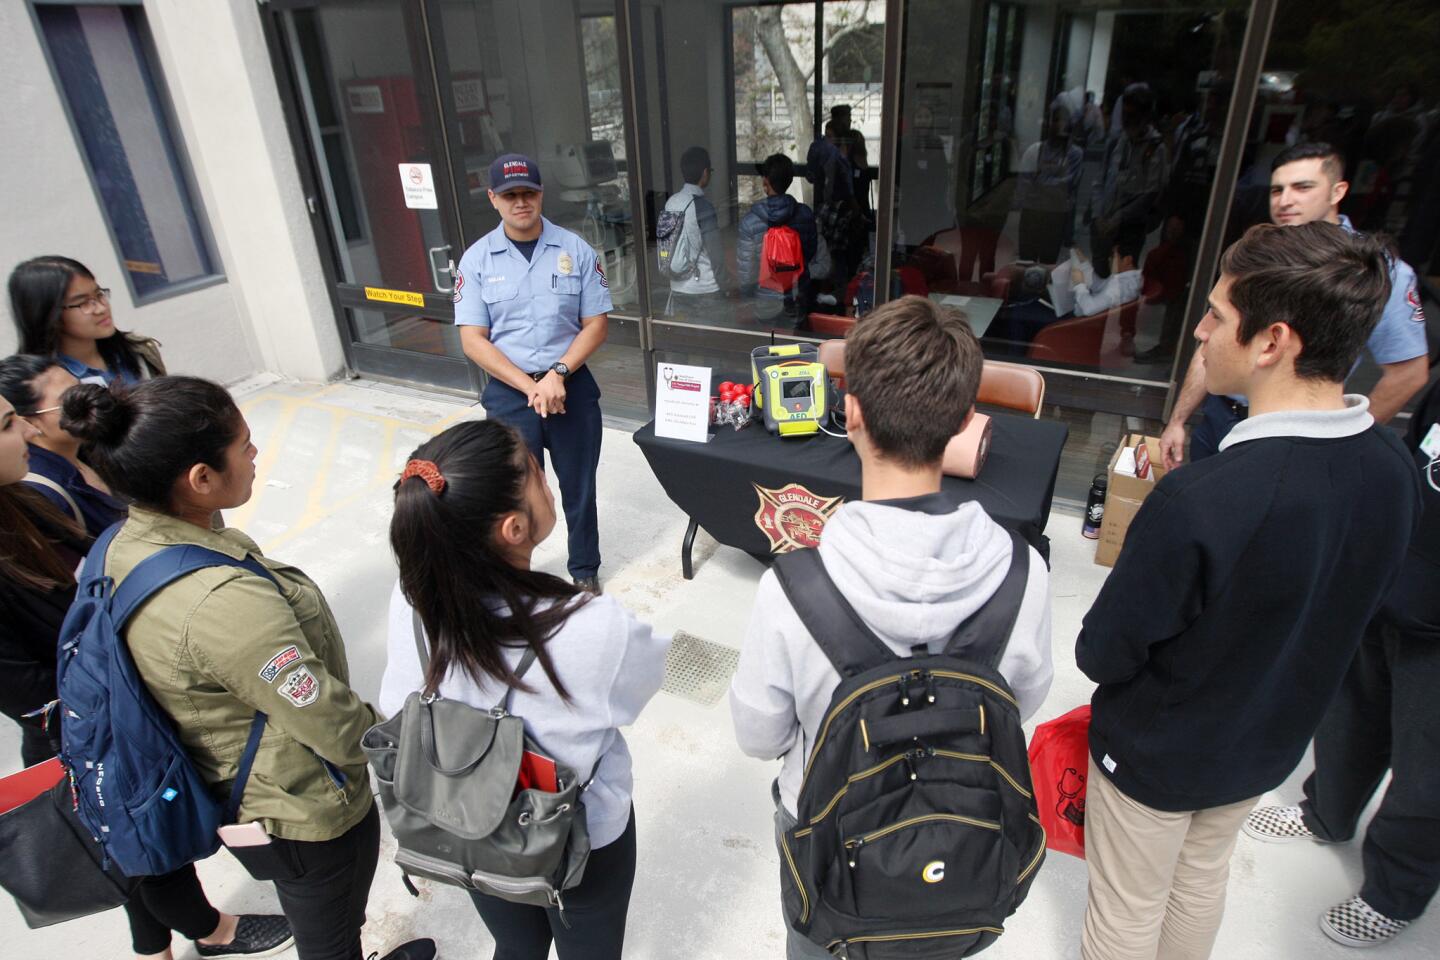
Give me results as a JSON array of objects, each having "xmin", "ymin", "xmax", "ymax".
[{"xmin": 1095, "ymin": 434, "xmax": 1168, "ymax": 567}]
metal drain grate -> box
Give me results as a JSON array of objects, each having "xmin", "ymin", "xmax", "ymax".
[{"xmin": 662, "ymin": 631, "xmax": 740, "ymax": 706}]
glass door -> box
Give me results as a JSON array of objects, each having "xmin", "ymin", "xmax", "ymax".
[{"xmin": 273, "ymin": 0, "xmax": 478, "ymax": 392}]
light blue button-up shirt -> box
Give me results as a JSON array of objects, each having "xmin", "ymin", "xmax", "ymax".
[
  {"xmin": 452, "ymin": 217, "xmax": 613, "ymax": 372},
  {"xmin": 56, "ymin": 353, "xmax": 140, "ymax": 387}
]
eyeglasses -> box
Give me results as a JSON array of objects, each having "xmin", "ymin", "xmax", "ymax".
[{"xmin": 62, "ymin": 288, "xmax": 110, "ymax": 312}]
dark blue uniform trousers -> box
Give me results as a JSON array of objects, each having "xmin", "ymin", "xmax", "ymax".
[
  {"xmin": 482, "ymin": 365, "xmax": 602, "ymax": 579},
  {"xmin": 1190, "ymin": 393, "xmax": 1247, "ymax": 462}
]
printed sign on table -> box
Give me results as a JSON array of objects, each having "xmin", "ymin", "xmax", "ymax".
[{"xmin": 655, "ymin": 363, "xmax": 712, "ymax": 443}]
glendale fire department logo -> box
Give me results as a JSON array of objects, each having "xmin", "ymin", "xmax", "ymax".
[{"xmin": 753, "ymin": 482, "xmax": 844, "ymax": 553}]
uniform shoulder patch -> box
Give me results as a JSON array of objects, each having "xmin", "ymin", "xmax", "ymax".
[
  {"xmin": 259, "ymin": 645, "xmax": 301, "ymax": 683},
  {"xmin": 278, "ymin": 664, "xmax": 320, "ymax": 708},
  {"xmin": 1407, "ymin": 283, "xmax": 1425, "ymax": 323},
  {"xmin": 452, "ymin": 270, "xmax": 465, "ymax": 304},
  {"xmin": 595, "ymin": 260, "xmax": 608, "ymax": 287}
]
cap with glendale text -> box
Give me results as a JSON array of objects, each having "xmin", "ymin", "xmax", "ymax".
[{"xmin": 488, "ymin": 154, "xmax": 542, "ymax": 194}]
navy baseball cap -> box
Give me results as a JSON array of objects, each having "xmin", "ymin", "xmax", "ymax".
[{"xmin": 489, "ymin": 153, "xmax": 542, "ymax": 194}]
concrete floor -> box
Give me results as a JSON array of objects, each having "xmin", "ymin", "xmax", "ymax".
[{"xmin": 3, "ymin": 376, "xmax": 1436, "ymax": 960}]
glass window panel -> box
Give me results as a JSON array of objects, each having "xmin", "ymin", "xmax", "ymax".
[
  {"xmin": 892, "ymin": 1, "xmax": 1248, "ymax": 377},
  {"xmin": 36, "ymin": 4, "xmax": 219, "ymax": 298},
  {"xmin": 437, "ymin": 0, "xmax": 640, "ymax": 316},
  {"xmin": 1217, "ymin": 0, "xmax": 1438, "ymax": 409},
  {"xmin": 638, "ymin": 1, "xmax": 885, "ymax": 336}
]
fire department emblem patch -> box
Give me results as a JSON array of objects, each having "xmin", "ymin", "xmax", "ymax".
[{"xmin": 753, "ymin": 482, "xmax": 844, "ymax": 553}]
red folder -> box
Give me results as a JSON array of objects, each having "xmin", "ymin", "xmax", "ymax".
[
  {"xmin": 515, "ymin": 749, "xmax": 559, "ymax": 796},
  {"xmin": 0, "ymin": 757, "xmax": 65, "ymax": 816}
]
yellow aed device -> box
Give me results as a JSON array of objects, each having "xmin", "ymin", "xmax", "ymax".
[{"xmin": 751, "ymin": 343, "xmax": 834, "ymax": 437}]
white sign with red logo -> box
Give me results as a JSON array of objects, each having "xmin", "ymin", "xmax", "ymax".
[
  {"xmin": 397, "ymin": 163, "xmax": 438, "ymax": 209},
  {"xmin": 655, "ymin": 363, "xmax": 712, "ymax": 443}
]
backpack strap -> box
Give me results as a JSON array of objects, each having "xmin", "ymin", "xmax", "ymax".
[
  {"xmin": 409, "ymin": 605, "xmax": 536, "ymax": 712},
  {"xmin": 24, "ymin": 472, "xmax": 82, "ymax": 525},
  {"xmin": 411, "ymin": 607, "xmax": 430, "ymax": 671},
  {"xmin": 773, "ymin": 548, "xmax": 895, "ymax": 678},
  {"xmin": 100, "ymin": 533, "xmax": 281, "ymax": 822},
  {"xmin": 942, "ymin": 530, "xmax": 1030, "ymax": 670},
  {"xmin": 498, "ymin": 647, "xmax": 538, "ymax": 713}
]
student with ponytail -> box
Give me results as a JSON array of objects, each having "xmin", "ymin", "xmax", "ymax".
[
  {"xmin": 59, "ymin": 376, "xmax": 432, "ymax": 960},
  {"xmin": 0, "ymin": 390, "xmax": 291, "ymax": 960},
  {"xmin": 380, "ymin": 419, "xmax": 670, "ymax": 960}
]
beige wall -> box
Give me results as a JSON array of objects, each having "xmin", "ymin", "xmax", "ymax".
[{"xmin": 0, "ymin": 0, "xmax": 346, "ymax": 384}]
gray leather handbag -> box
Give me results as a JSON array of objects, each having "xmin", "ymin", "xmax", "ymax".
[{"xmin": 362, "ymin": 611, "xmax": 591, "ymax": 908}]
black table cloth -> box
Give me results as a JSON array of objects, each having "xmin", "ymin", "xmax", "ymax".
[{"xmin": 633, "ymin": 413, "xmax": 1069, "ymax": 577}]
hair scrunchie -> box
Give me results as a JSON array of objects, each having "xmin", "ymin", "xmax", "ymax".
[{"xmin": 400, "ymin": 458, "xmax": 446, "ymax": 494}]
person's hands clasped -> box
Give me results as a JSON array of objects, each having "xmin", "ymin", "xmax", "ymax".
[
  {"xmin": 1071, "ymin": 267, "xmax": 1086, "ymax": 286},
  {"xmin": 1159, "ymin": 420, "xmax": 1187, "ymax": 471},
  {"xmin": 529, "ymin": 372, "xmax": 567, "ymax": 418}
]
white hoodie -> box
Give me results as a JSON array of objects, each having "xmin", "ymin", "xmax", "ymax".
[{"xmin": 729, "ymin": 494, "xmax": 1053, "ymax": 818}]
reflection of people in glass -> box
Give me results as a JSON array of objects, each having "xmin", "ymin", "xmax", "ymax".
[
  {"xmin": 1160, "ymin": 143, "xmax": 1431, "ymax": 469},
  {"xmin": 808, "ymin": 121, "xmax": 863, "ymax": 297},
  {"xmin": 660, "ymin": 146, "xmax": 729, "ymax": 316},
  {"xmin": 1014, "ymin": 103, "xmax": 1083, "ymax": 263},
  {"xmin": 1088, "ymin": 82, "xmax": 1168, "ymax": 274},
  {"xmin": 738, "ymin": 154, "xmax": 818, "ymax": 321}
]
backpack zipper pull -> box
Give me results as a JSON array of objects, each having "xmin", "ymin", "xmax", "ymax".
[
  {"xmin": 898, "ymin": 674, "xmax": 911, "ymax": 707},
  {"xmin": 903, "ymin": 752, "xmax": 918, "ymax": 781},
  {"xmin": 847, "ymin": 838, "xmax": 863, "ymax": 868},
  {"xmin": 924, "ymin": 671, "xmax": 937, "ymax": 704}
]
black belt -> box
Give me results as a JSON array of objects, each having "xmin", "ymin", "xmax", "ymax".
[{"xmin": 527, "ymin": 365, "xmax": 581, "ymax": 382}]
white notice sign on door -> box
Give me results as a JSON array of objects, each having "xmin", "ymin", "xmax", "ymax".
[
  {"xmin": 654, "ymin": 363, "xmax": 712, "ymax": 443},
  {"xmin": 398, "ymin": 163, "xmax": 438, "ymax": 209}
]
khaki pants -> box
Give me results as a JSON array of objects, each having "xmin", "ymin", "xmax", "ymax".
[{"xmin": 1081, "ymin": 758, "xmax": 1258, "ymax": 960}]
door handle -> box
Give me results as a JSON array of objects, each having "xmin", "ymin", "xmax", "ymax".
[{"xmin": 428, "ymin": 245, "xmax": 454, "ymax": 293}]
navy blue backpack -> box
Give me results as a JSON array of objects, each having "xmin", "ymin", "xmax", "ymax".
[{"xmin": 55, "ymin": 522, "xmax": 276, "ymax": 877}]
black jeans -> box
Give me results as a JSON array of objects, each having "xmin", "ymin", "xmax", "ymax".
[
  {"xmin": 1301, "ymin": 617, "xmax": 1440, "ymax": 921},
  {"xmin": 469, "ymin": 809, "xmax": 637, "ymax": 960},
  {"xmin": 126, "ymin": 865, "xmax": 222, "ymax": 954},
  {"xmin": 229, "ymin": 802, "xmax": 381, "ymax": 960}
]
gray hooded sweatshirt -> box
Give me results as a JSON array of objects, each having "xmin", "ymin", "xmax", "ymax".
[{"xmin": 730, "ymin": 494, "xmax": 1054, "ymax": 818}]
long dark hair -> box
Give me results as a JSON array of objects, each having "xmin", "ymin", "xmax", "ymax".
[
  {"xmin": 60, "ymin": 377, "xmax": 241, "ymax": 512},
  {"xmin": 390, "ymin": 420, "xmax": 587, "ymax": 699},
  {"xmin": 0, "ymin": 484, "xmax": 86, "ymax": 592},
  {"xmin": 8, "ymin": 256, "xmax": 142, "ymax": 378}
]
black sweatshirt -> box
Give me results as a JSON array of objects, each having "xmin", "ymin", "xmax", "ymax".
[{"xmin": 1077, "ymin": 399, "xmax": 1422, "ymax": 811}]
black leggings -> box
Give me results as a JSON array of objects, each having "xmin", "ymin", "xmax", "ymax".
[
  {"xmin": 126, "ymin": 865, "xmax": 222, "ymax": 954},
  {"xmin": 469, "ymin": 810, "xmax": 637, "ymax": 960}
]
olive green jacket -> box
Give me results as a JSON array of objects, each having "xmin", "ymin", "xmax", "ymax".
[{"xmin": 107, "ymin": 507, "xmax": 377, "ymax": 842}]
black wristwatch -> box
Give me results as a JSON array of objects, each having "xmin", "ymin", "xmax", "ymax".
[{"xmin": 550, "ymin": 361, "xmax": 570, "ymax": 378}]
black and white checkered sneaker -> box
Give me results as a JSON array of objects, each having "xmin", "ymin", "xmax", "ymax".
[
  {"xmin": 1241, "ymin": 804, "xmax": 1326, "ymax": 843},
  {"xmin": 1321, "ymin": 896, "xmax": 1410, "ymax": 947}
]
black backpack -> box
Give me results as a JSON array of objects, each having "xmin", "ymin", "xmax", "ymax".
[{"xmin": 773, "ymin": 532, "xmax": 1045, "ymax": 958}]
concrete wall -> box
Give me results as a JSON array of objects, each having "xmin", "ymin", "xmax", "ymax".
[{"xmin": 0, "ymin": 0, "xmax": 346, "ymax": 384}]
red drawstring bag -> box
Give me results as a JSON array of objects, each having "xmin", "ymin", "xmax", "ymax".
[{"xmin": 1027, "ymin": 704, "xmax": 1091, "ymax": 859}]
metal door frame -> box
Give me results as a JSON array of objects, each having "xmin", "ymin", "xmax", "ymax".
[{"xmin": 261, "ymin": 0, "xmax": 483, "ymax": 394}]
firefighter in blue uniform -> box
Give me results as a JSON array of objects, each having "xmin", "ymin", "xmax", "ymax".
[{"xmin": 455, "ymin": 153, "xmax": 611, "ymax": 592}]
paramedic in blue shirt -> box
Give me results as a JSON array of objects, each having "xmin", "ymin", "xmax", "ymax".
[
  {"xmin": 1160, "ymin": 142, "xmax": 1430, "ymax": 469},
  {"xmin": 454, "ymin": 153, "xmax": 611, "ymax": 593}
]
